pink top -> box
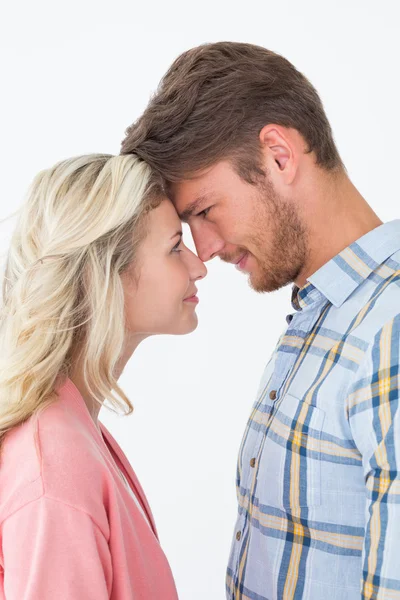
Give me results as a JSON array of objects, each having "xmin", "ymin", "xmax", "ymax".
[{"xmin": 0, "ymin": 378, "xmax": 179, "ymax": 599}]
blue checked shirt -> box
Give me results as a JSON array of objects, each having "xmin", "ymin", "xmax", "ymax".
[{"xmin": 227, "ymin": 220, "xmax": 400, "ymax": 600}]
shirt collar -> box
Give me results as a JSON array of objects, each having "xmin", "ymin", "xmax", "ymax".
[{"xmin": 292, "ymin": 219, "xmax": 400, "ymax": 311}]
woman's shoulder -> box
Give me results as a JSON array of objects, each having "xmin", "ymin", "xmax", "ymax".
[{"xmin": 0, "ymin": 389, "xmax": 110, "ymax": 529}]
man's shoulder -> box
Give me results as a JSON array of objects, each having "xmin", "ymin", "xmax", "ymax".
[{"xmin": 351, "ymin": 260, "xmax": 400, "ymax": 345}]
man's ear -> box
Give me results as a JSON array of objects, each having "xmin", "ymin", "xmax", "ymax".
[{"xmin": 259, "ymin": 125, "xmax": 300, "ymax": 185}]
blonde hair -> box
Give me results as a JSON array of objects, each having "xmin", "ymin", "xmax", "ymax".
[{"xmin": 0, "ymin": 153, "xmax": 161, "ymax": 455}]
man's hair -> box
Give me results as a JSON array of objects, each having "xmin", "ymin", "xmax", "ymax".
[{"xmin": 121, "ymin": 41, "xmax": 344, "ymax": 184}]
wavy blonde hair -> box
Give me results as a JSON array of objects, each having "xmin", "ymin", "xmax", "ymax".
[{"xmin": 0, "ymin": 153, "xmax": 162, "ymax": 456}]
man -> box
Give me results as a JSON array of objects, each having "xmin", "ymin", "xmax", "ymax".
[{"xmin": 121, "ymin": 42, "xmax": 400, "ymax": 599}]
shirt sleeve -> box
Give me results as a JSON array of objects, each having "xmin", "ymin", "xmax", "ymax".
[
  {"xmin": 2, "ymin": 494, "xmax": 113, "ymax": 599},
  {"xmin": 346, "ymin": 316, "xmax": 400, "ymax": 599}
]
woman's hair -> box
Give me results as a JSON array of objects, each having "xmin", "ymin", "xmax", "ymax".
[
  {"xmin": 121, "ymin": 41, "xmax": 343, "ymax": 183},
  {"xmin": 0, "ymin": 153, "xmax": 162, "ymax": 456}
]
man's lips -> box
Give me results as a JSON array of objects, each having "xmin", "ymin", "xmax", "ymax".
[
  {"xmin": 221, "ymin": 252, "xmax": 247, "ymax": 265},
  {"xmin": 220, "ymin": 251, "xmax": 250, "ymax": 271},
  {"xmin": 234, "ymin": 252, "xmax": 249, "ymax": 271}
]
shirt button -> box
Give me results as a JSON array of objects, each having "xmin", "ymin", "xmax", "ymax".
[
  {"xmin": 236, "ymin": 531, "xmax": 242, "ymax": 541},
  {"xmin": 250, "ymin": 458, "xmax": 256, "ymax": 468},
  {"xmin": 269, "ymin": 390, "xmax": 277, "ymax": 400}
]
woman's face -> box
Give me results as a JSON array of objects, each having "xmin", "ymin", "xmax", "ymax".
[{"xmin": 122, "ymin": 199, "xmax": 207, "ymax": 337}]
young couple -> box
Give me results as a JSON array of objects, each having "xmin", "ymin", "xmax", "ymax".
[{"xmin": 0, "ymin": 42, "xmax": 399, "ymax": 600}]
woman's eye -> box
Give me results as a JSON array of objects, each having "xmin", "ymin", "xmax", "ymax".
[{"xmin": 171, "ymin": 240, "xmax": 183, "ymax": 253}]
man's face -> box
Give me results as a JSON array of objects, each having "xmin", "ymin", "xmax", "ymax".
[{"xmin": 171, "ymin": 160, "xmax": 308, "ymax": 293}]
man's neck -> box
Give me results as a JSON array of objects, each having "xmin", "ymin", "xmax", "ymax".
[{"xmin": 295, "ymin": 174, "xmax": 382, "ymax": 288}]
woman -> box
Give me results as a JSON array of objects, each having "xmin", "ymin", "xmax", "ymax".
[{"xmin": 0, "ymin": 153, "xmax": 206, "ymax": 599}]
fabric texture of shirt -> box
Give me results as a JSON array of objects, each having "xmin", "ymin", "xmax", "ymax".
[
  {"xmin": 227, "ymin": 220, "xmax": 400, "ymax": 600},
  {"xmin": 118, "ymin": 467, "xmax": 151, "ymax": 528},
  {"xmin": 0, "ymin": 377, "xmax": 178, "ymax": 599}
]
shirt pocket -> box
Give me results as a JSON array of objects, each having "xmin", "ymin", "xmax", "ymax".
[{"xmin": 256, "ymin": 393, "xmax": 325, "ymax": 511}]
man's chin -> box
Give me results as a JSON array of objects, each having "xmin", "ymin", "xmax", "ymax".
[
  {"xmin": 249, "ymin": 277, "xmax": 272, "ymax": 293},
  {"xmin": 248, "ymin": 269, "xmax": 288, "ymax": 294}
]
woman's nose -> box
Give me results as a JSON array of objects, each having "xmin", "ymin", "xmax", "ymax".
[
  {"xmin": 187, "ymin": 249, "xmax": 207, "ymax": 280},
  {"xmin": 192, "ymin": 254, "xmax": 207, "ymax": 281},
  {"xmin": 195, "ymin": 258, "xmax": 207, "ymax": 281}
]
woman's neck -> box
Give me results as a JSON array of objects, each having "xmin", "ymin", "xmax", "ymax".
[{"xmin": 69, "ymin": 332, "xmax": 147, "ymax": 428}]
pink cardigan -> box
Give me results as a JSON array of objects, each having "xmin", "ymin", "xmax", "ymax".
[{"xmin": 0, "ymin": 378, "xmax": 179, "ymax": 599}]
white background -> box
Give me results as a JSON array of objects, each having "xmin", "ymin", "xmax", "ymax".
[{"xmin": 1, "ymin": 1, "xmax": 399, "ymax": 598}]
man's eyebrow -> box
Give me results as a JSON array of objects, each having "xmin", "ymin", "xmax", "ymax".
[{"xmin": 178, "ymin": 194, "xmax": 210, "ymax": 223}]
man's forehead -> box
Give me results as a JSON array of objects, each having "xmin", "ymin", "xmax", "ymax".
[
  {"xmin": 169, "ymin": 177, "xmax": 210, "ymax": 202},
  {"xmin": 169, "ymin": 176, "xmax": 208, "ymax": 199},
  {"xmin": 169, "ymin": 162, "xmax": 223, "ymax": 201}
]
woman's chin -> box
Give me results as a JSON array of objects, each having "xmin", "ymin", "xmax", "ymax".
[{"xmin": 175, "ymin": 313, "xmax": 199, "ymax": 336}]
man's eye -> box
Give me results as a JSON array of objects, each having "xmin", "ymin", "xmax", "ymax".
[{"xmin": 197, "ymin": 207, "xmax": 211, "ymax": 218}]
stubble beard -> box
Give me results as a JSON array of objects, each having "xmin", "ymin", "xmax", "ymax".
[{"xmin": 246, "ymin": 180, "xmax": 309, "ymax": 293}]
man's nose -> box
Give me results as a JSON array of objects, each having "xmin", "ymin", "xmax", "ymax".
[{"xmin": 192, "ymin": 229, "xmax": 225, "ymax": 262}]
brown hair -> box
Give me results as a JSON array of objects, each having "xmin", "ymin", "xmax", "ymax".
[{"xmin": 121, "ymin": 41, "xmax": 343, "ymax": 184}]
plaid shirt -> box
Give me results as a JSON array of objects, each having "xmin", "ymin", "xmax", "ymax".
[{"xmin": 226, "ymin": 220, "xmax": 400, "ymax": 600}]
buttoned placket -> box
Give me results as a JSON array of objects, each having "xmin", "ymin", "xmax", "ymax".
[{"xmin": 229, "ymin": 290, "xmax": 329, "ymax": 594}]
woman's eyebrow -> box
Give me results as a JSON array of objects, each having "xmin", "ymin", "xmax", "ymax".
[{"xmin": 170, "ymin": 231, "xmax": 183, "ymax": 240}]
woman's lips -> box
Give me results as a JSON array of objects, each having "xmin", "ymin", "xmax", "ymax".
[{"xmin": 183, "ymin": 292, "xmax": 199, "ymax": 303}]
